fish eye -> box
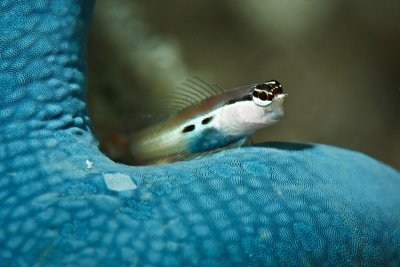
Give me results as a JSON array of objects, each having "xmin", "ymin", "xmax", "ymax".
[
  {"xmin": 252, "ymin": 88, "xmax": 274, "ymax": 107},
  {"xmin": 252, "ymin": 80, "xmax": 283, "ymax": 107},
  {"xmin": 259, "ymin": 91, "xmax": 268, "ymax": 101}
]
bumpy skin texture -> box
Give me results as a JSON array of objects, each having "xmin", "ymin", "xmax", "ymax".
[{"xmin": 0, "ymin": 1, "xmax": 399, "ymax": 266}]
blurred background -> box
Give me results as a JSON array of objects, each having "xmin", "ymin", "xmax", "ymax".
[{"xmin": 87, "ymin": 0, "xmax": 399, "ymax": 168}]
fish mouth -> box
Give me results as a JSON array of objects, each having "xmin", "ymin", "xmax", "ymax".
[
  {"xmin": 270, "ymin": 93, "xmax": 287, "ymax": 105},
  {"xmin": 268, "ymin": 94, "xmax": 286, "ymax": 119},
  {"xmin": 275, "ymin": 93, "xmax": 287, "ymax": 99}
]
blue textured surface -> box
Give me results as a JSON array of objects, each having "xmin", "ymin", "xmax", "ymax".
[{"xmin": 1, "ymin": 1, "xmax": 400, "ymax": 266}]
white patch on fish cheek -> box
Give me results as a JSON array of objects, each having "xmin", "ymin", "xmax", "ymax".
[
  {"xmin": 215, "ymin": 100, "xmax": 284, "ymax": 137},
  {"xmin": 215, "ymin": 102, "xmax": 261, "ymax": 136}
]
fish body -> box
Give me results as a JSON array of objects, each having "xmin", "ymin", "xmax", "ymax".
[{"xmin": 131, "ymin": 80, "xmax": 286, "ymax": 164}]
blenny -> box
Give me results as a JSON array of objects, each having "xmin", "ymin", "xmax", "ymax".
[{"xmin": 131, "ymin": 79, "xmax": 286, "ymax": 164}]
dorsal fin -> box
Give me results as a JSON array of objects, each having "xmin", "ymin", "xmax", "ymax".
[
  {"xmin": 164, "ymin": 77, "xmax": 224, "ymax": 113},
  {"xmin": 190, "ymin": 76, "xmax": 225, "ymax": 95}
]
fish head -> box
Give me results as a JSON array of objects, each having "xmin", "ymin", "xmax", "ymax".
[{"xmin": 248, "ymin": 80, "xmax": 287, "ymax": 125}]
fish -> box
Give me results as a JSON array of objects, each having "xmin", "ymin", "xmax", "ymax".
[{"xmin": 130, "ymin": 78, "xmax": 286, "ymax": 165}]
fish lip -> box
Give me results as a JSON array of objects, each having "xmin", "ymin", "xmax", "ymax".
[
  {"xmin": 277, "ymin": 93, "xmax": 288, "ymax": 98},
  {"xmin": 271, "ymin": 93, "xmax": 287, "ymax": 104}
]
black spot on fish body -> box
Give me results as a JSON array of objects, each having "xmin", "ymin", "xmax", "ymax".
[
  {"xmin": 202, "ymin": 117, "xmax": 213, "ymax": 125},
  {"xmin": 182, "ymin": 124, "xmax": 195, "ymax": 133}
]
